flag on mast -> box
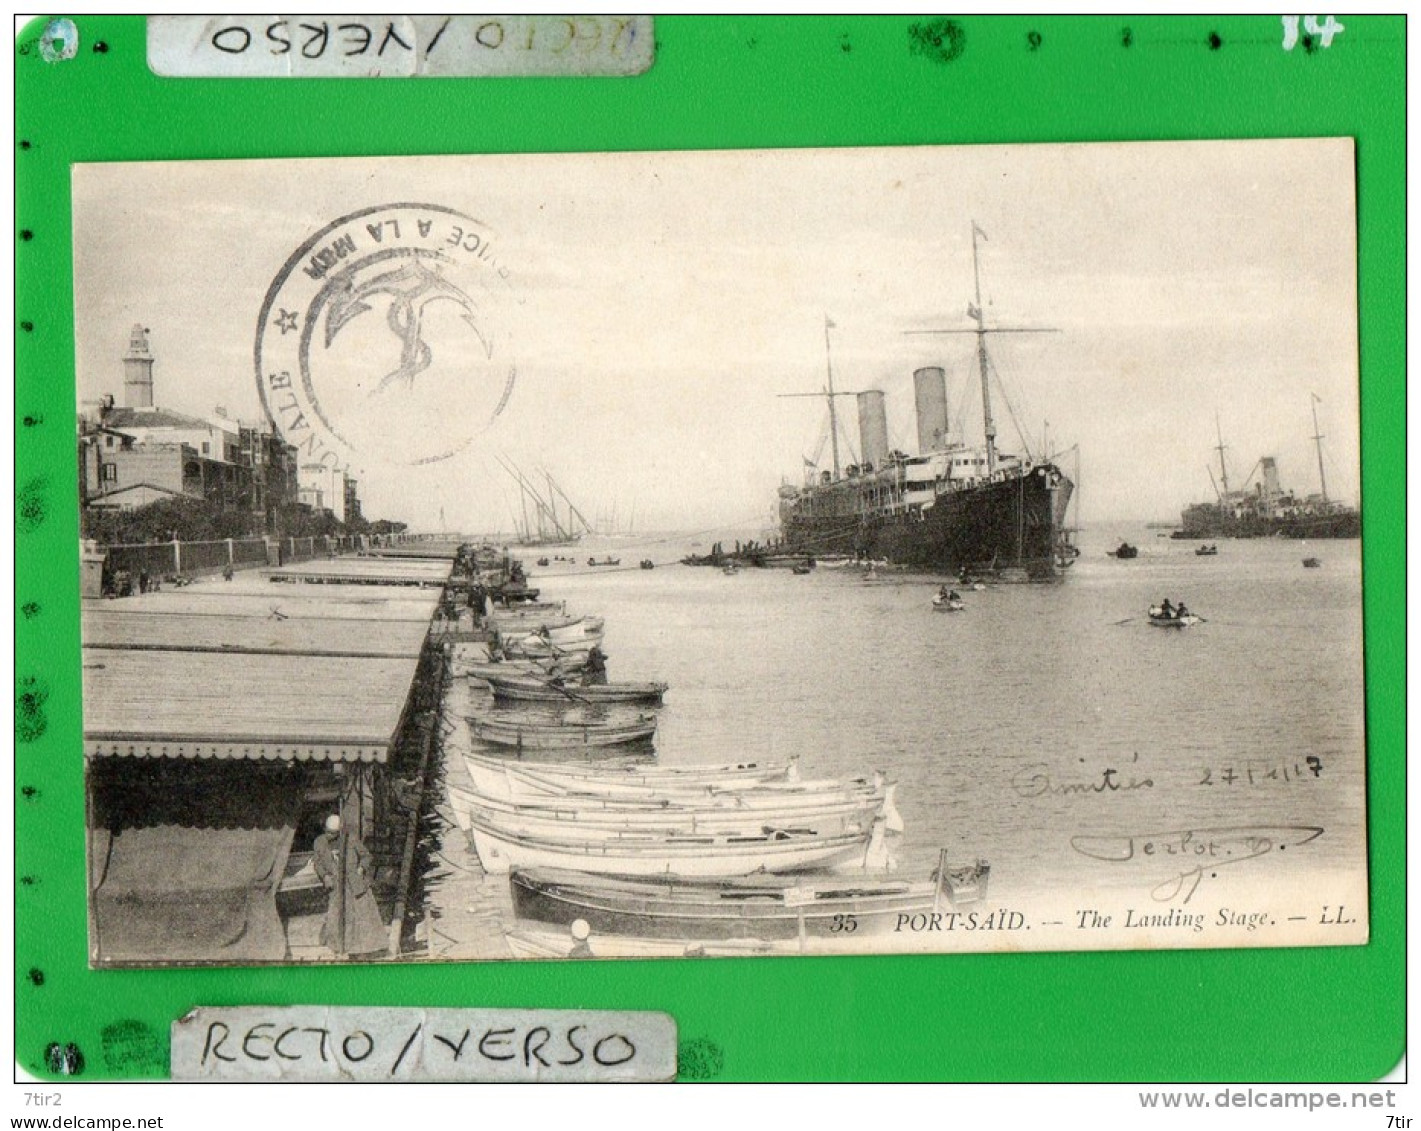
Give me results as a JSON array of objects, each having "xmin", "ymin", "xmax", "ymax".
[
  {"xmin": 973, "ymin": 221, "xmax": 989, "ymax": 241},
  {"xmin": 825, "ymin": 315, "xmax": 836, "ymax": 328}
]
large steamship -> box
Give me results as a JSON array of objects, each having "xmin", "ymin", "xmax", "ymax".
[{"xmin": 777, "ymin": 227, "xmax": 1076, "ymax": 580}]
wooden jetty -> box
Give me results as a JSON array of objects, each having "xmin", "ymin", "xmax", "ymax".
[{"xmin": 82, "ymin": 556, "xmax": 453, "ymax": 964}]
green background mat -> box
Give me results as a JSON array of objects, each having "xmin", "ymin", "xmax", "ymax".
[{"xmin": 14, "ymin": 15, "xmax": 1404, "ymax": 1082}]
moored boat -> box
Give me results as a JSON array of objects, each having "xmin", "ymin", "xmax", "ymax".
[
  {"xmin": 468, "ymin": 811, "xmax": 887, "ymax": 877},
  {"xmin": 463, "ymin": 752, "xmax": 799, "ymax": 800},
  {"xmin": 469, "ymin": 714, "xmax": 657, "ymax": 750},
  {"xmin": 508, "ymin": 868, "xmax": 943, "ymax": 941},
  {"xmin": 486, "ymin": 675, "xmax": 668, "ymax": 706},
  {"xmin": 453, "ymin": 785, "xmax": 886, "ymax": 840},
  {"xmin": 504, "ymin": 924, "xmax": 795, "ymax": 960}
]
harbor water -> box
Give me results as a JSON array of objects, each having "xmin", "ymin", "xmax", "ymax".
[{"xmin": 434, "ymin": 525, "xmax": 1366, "ymax": 957}]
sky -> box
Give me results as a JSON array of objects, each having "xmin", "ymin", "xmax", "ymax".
[{"xmin": 72, "ymin": 139, "xmax": 1361, "ymax": 534}]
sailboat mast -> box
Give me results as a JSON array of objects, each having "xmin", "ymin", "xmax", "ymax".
[
  {"xmin": 1214, "ymin": 413, "xmax": 1231, "ymax": 497},
  {"xmin": 824, "ymin": 315, "xmax": 841, "ymax": 480},
  {"xmin": 971, "ymin": 224, "xmax": 997, "ymax": 477},
  {"xmin": 1310, "ymin": 394, "xmax": 1330, "ymax": 504}
]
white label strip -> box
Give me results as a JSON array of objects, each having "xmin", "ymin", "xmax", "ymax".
[
  {"xmin": 172, "ymin": 1006, "xmax": 677, "ymax": 1082},
  {"xmin": 148, "ymin": 16, "xmax": 655, "ymax": 78}
]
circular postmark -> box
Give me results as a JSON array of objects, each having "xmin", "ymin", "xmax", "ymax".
[{"xmin": 255, "ymin": 203, "xmax": 517, "ymax": 474}]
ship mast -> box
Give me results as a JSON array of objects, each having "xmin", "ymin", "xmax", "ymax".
[
  {"xmin": 824, "ymin": 315, "xmax": 842, "ymax": 480},
  {"xmin": 777, "ymin": 314, "xmax": 860, "ymax": 482},
  {"xmin": 1214, "ymin": 413, "xmax": 1231, "ymax": 497},
  {"xmin": 1310, "ymin": 393, "xmax": 1329, "ymax": 504},
  {"xmin": 970, "ymin": 222, "xmax": 998, "ymax": 476},
  {"xmin": 904, "ymin": 225, "xmax": 1056, "ymax": 468}
]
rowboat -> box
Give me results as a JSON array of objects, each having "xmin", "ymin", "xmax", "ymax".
[
  {"xmin": 940, "ymin": 858, "xmax": 991, "ymax": 905},
  {"xmin": 463, "ymin": 752, "xmax": 799, "ymax": 799},
  {"xmin": 505, "ymin": 636, "xmax": 603, "ymax": 661},
  {"xmin": 505, "ymin": 925, "xmax": 796, "ymax": 960},
  {"xmin": 462, "ymin": 658, "xmax": 587, "ymax": 685},
  {"xmin": 486, "ymin": 675, "xmax": 667, "ymax": 706},
  {"xmin": 469, "ymin": 715, "xmax": 657, "ymax": 750},
  {"xmin": 451, "ymin": 784, "xmax": 885, "ymax": 839},
  {"xmin": 462, "ymin": 754, "xmax": 899, "ymax": 824},
  {"xmin": 468, "ymin": 812, "xmax": 888, "ymax": 877},
  {"xmin": 932, "ymin": 597, "xmax": 965, "ymax": 612},
  {"xmin": 485, "ymin": 600, "xmax": 564, "ymax": 616},
  {"xmin": 492, "ymin": 615, "xmax": 606, "ymax": 641},
  {"xmin": 1147, "ymin": 605, "xmax": 1200, "ymax": 628},
  {"xmin": 508, "ymin": 868, "xmax": 942, "ymax": 941}
]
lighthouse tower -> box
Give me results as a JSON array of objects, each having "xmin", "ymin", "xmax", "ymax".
[{"xmin": 123, "ymin": 324, "xmax": 154, "ymax": 408}]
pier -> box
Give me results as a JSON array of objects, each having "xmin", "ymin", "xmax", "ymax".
[{"xmin": 83, "ymin": 548, "xmax": 465, "ymax": 964}]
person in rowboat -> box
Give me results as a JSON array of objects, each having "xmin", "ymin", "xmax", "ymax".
[
  {"xmin": 1175, "ymin": 601, "xmax": 1190, "ymax": 619},
  {"xmin": 1158, "ymin": 598, "xmax": 1174, "ymax": 619}
]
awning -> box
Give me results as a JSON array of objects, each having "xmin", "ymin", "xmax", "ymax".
[
  {"xmin": 83, "ymin": 651, "xmax": 418, "ymax": 763},
  {"xmin": 90, "ymin": 760, "xmax": 304, "ymax": 964}
]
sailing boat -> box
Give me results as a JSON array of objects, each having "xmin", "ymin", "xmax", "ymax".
[
  {"xmin": 775, "ymin": 224, "xmax": 1077, "ymax": 580},
  {"xmin": 500, "ymin": 456, "xmax": 595, "ymax": 547}
]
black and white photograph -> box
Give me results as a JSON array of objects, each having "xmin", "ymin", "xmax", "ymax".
[{"xmin": 73, "ymin": 140, "xmax": 1366, "ymax": 966}]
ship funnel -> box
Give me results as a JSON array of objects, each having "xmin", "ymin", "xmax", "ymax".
[
  {"xmin": 856, "ymin": 390, "xmax": 889, "ymax": 470},
  {"xmin": 913, "ymin": 367, "xmax": 949, "ymax": 453},
  {"xmin": 1260, "ymin": 456, "xmax": 1281, "ymax": 499}
]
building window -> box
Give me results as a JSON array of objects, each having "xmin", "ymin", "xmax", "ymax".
[
  {"xmin": 202, "ymin": 442, "xmax": 210, "ymax": 455},
  {"xmin": 101, "ymin": 463, "xmax": 117, "ymax": 483},
  {"xmin": 105, "ymin": 436, "xmax": 114, "ymax": 449}
]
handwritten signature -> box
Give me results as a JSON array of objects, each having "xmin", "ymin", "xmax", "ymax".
[{"xmin": 1070, "ymin": 825, "xmax": 1324, "ymax": 905}]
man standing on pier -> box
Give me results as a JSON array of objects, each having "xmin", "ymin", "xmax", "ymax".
[{"xmin": 312, "ymin": 814, "xmax": 388, "ymax": 959}]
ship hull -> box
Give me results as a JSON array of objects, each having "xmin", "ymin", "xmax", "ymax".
[
  {"xmin": 782, "ymin": 464, "xmax": 1074, "ymax": 580},
  {"xmin": 1175, "ymin": 506, "xmax": 1360, "ymax": 540}
]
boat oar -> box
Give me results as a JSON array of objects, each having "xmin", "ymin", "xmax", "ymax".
[{"xmin": 526, "ymin": 669, "xmax": 595, "ymax": 706}]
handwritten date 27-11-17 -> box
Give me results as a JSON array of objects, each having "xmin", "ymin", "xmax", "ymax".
[{"xmin": 1200, "ymin": 757, "xmax": 1322, "ymax": 787}]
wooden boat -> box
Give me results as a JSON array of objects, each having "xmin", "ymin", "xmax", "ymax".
[
  {"xmin": 1303, "ymin": 557, "xmax": 1322, "ymax": 568},
  {"xmin": 463, "ymin": 752, "xmax": 799, "ymax": 799},
  {"xmin": 1195, "ymin": 544, "xmax": 1219, "ymax": 556},
  {"xmin": 486, "ymin": 675, "xmax": 668, "ymax": 705},
  {"xmin": 461, "ymin": 758, "xmax": 901, "ymax": 831},
  {"xmin": 486, "ymin": 600, "xmax": 565, "ymax": 616},
  {"xmin": 1108, "ymin": 542, "xmax": 1139, "ymax": 559},
  {"xmin": 505, "ymin": 925, "xmax": 796, "ymax": 960},
  {"xmin": 494, "ymin": 615, "xmax": 606, "ymax": 643},
  {"xmin": 463, "ymin": 659, "xmax": 587, "ymax": 685},
  {"xmin": 939, "ymin": 856, "xmax": 991, "ymax": 905},
  {"xmin": 452, "ymin": 785, "xmax": 886, "ymax": 840},
  {"xmin": 587, "ymin": 556, "xmax": 621, "ymax": 567},
  {"xmin": 1147, "ymin": 605, "xmax": 1200, "ymax": 628},
  {"xmin": 467, "ymin": 810, "xmax": 886, "ymax": 877},
  {"xmin": 508, "ymin": 868, "xmax": 942, "ymax": 941},
  {"xmin": 505, "ymin": 635, "xmax": 603, "ymax": 661},
  {"xmin": 639, "ymin": 560, "xmax": 655, "ymax": 570},
  {"xmin": 458, "ymin": 770, "xmax": 891, "ymax": 816},
  {"xmin": 791, "ymin": 564, "xmax": 813, "ymax": 575},
  {"xmin": 469, "ymin": 714, "xmax": 656, "ymax": 750},
  {"xmin": 932, "ymin": 596, "xmax": 965, "ymax": 612}
]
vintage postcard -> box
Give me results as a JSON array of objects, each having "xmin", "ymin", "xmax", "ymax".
[{"xmin": 73, "ymin": 140, "xmax": 1366, "ymax": 966}]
